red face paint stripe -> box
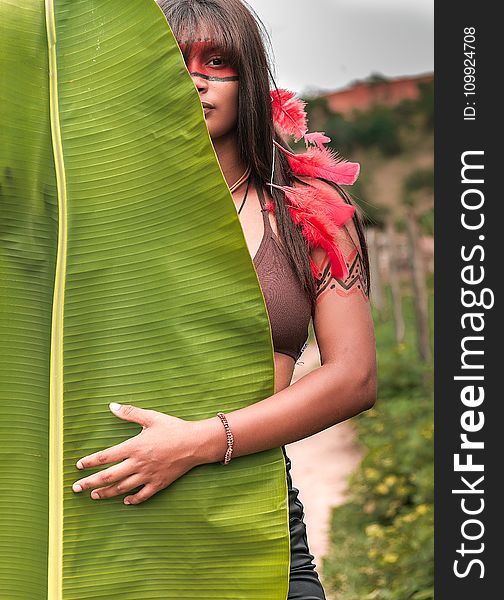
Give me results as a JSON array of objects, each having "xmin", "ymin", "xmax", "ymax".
[{"xmin": 179, "ymin": 40, "xmax": 239, "ymax": 79}]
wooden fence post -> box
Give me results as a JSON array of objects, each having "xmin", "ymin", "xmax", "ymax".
[
  {"xmin": 405, "ymin": 207, "xmax": 431, "ymax": 362},
  {"xmin": 367, "ymin": 228, "xmax": 385, "ymax": 321},
  {"xmin": 385, "ymin": 220, "xmax": 405, "ymax": 344}
]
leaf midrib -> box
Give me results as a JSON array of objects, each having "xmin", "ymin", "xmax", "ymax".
[{"xmin": 45, "ymin": 1, "xmax": 68, "ymax": 598}]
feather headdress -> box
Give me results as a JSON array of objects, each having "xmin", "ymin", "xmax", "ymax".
[
  {"xmin": 267, "ymin": 182, "xmax": 355, "ymax": 280},
  {"xmin": 269, "ymin": 88, "xmax": 360, "ymax": 280},
  {"xmin": 273, "ymin": 141, "xmax": 360, "ymax": 186},
  {"xmin": 270, "ymin": 88, "xmax": 308, "ymax": 142}
]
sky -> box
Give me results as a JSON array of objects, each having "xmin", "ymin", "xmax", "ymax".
[{"xmin": 245, "ymin": 0, "xmax": 434, "ymax": 94}]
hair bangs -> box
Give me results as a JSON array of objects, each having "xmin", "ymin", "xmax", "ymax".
[{"xmin": 161, "ymin": 2, "xmax": 242, "ymax": 70}]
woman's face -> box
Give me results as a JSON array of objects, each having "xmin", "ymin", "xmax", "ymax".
[{"xmin": 179, "ymin": 38, "xmax": 240, "ymax": 141}]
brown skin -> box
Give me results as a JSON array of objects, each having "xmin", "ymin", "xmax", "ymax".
[{"xmin": 72, "ymin": 44, "xmax": 377, "ymax": 506}]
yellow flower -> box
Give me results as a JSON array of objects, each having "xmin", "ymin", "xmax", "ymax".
[
  {"xmin": 383, "ymin": 552, "xmax": 399, "ymax": 564},
  {"xmin": 365, "ymin": 524, "xmax": 384, "ymax": 538},
  {"xmin": 375, "ymin": 483, "xmax": 389, "ymax": 495},
  {"xmin": 385, "ymin": 475, "xmax": 397, "ymax": 486},
  {"xmin": 365, "ymin": 468, "xmax": 380, "ymax": 481},
  {"xmin": 416, "ymin": 504, "xmax": 429, "ymax": 515},
  {"xmin": 402, "ymin": 512, "xmax": 418, "ymax": 523},
  {"xmin": 421, "ymin": 426, "xmax": 433, "ymax": 440},
  {"xmin": 367, "ymin": 548, "xmax": 378, "ymax": 559}
]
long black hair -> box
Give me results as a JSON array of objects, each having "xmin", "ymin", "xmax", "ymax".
[{"xmin": 157, "ymin": 0, "xmax": 370, "ymax": 313}]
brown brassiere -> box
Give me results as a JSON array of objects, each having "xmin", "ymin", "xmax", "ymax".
[{"xmin": 252, "ymin": 184, "xmax": 312, "ymax": 362}]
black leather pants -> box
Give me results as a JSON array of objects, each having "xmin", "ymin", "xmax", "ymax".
[{"xmin": 283, "ymin": 446, "xmax": 327, "ymax": 600}]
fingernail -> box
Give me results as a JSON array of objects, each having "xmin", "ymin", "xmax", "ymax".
[
  {"xmin": 124, "ymin": 499, "xmax": 131, "ymax": 505},
  {"xmin": 91, "ymin": 491, "xmax": 100, "ymax": 500},
  {"xmin": 73, "ymin": 483, "xmax": 82, "ymax": 493},
  {"xmin": 76, "ymin": 460, "xmax": 83, "ymax": 469},
  {"xmin": 109, "ymin": 402, "xmax": 121, "ymax": 412}
]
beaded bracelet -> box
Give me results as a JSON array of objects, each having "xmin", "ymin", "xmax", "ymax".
[{"xmin": 216, "ymin": 412, "xmax": 234, "ymax": 465}]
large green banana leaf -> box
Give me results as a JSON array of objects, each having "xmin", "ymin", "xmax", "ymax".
[{"xmin": 0, "ymin": 1, "xmax": 290, "ymax": 598}]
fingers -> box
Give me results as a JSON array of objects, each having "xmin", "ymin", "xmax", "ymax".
[
  {"xmin": 76, "ymin": 404, "xmax": 156, "ymax": 470},
  {"xmin": 73, "ymin": 459, "xmax": 135, "ymax": 494},
  {"xmin": 76, "ymin": 437, "xmax": 136, "ymax": 470},
  {"xmin": 124, "ymin": 483, "xmax": 160, "ymax": 505},
  {"xmin": 109, "ymin": 403, "xmax": 155, "ymax": 428},
  {"xmin": 90, "ymin": 473, "xmax": 144, "ymax": 501}
]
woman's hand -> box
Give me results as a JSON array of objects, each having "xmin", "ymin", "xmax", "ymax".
[{"xmin": 72, "ymin": 402, "xmax": 204, "ymax": 506}]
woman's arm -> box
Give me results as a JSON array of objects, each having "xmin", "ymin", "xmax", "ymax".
[
  {"xmin": 72, "ymin": 186, "xmax": 376, "ymax": 504},
  {"xmin": 194, "ymin": 209, "xmax": 377, "ymax": 464}
]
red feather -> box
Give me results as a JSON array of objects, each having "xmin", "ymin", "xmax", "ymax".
[
  {"xmin": 274, "ymin": 141, "xmax": 360, "ymax": 186},
  {"xmin": 271, "ymin": 89, "xmax": 308, "ymax": 142},
  {"xmin": 268, "ymin": 182, "xmax": 355, "ymax": 279},
  {"xmin": 304, "ymin": 131, "xmax": 331, "ymax": 149}
]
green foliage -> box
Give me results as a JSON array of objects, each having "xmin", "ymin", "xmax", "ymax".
[
  {"xmin": 394, "ymin": 81, "xmax": 434, "ymax": 133},
  {"xmin": 366, "ymin": 72, "xmax": 391, "ymax": 85},
  {"xmin": 419, "ymin": 207, "xmax": 434, "ymax": 237},
  {"xmin": 403, "ymin": 167, "xmax": 434, "ymax": 209},
  {"xmin": 416, "ymin": 81, "xmax": 435, "ymax": 130},
  {"xmin": 303, "ymin": 103, "xmax": 403, "ymax": 157},
  {"xmin": 349, "ymin": 175, "xmax": 389, "ymax": 229},
  {"xmin": 326, "ymin": 113, "xmax": 357, "ymax": 152},
  {"xmin": 404, "ymin": 168, "xmax": 434, "ymax": 194},
  {"xmin": 304, "ymin": 77, "xmax": 434, "ymax": 158},
  {"xmin": 323, "ymin": 289, "xmax": 434, "ymax": 600},
  {"xmin": 351, "ymin": 106, "xmax": 403, "ymax": 156}
]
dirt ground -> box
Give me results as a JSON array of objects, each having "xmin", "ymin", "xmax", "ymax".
[{"xmin": 286, "ymin": 341, "xmax": 365, "ymax": 593}]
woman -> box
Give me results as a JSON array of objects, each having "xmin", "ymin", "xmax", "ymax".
[{"xmin": 71, "ymin": 1, "xmax": 377, "ymax": 598}]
